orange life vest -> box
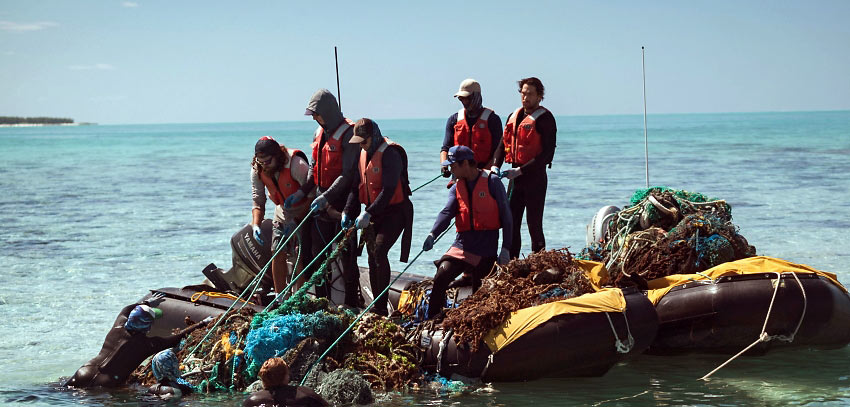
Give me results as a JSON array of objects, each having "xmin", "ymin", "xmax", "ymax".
[
  {"xmin": 503, "ymin": 106, "xmax": 548, "ymax": 165},
  {"xmin": 455, "ymin": 170, "xmax": 501, "ymax": 232},
  {"xmin": 453, "ymin": 107, "xmax": 494, "ymax": 165},
  {"xmin": 259, "ymin": 148, "xmax": 308, "ymax": 207},
  {"xmin": 358, "ymin": 138, "xmax": 408, "ymax": 206},
  {"xmin": 311, "ymin": 119, "xmax": 354, "ymax": 189}
]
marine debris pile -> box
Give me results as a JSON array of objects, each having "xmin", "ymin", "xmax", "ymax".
[
  {"xmin": 442, "ymin": 248, "xmax": 595, "ymax": 351},
  {"xmin": 580, "ymin": 187, "xmax": 756, "ymax": 287}
]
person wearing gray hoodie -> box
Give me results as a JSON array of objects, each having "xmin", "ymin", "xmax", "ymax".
[{"xmin": 283, "ymin": 89, "xmax": 360, "ymax": 306}]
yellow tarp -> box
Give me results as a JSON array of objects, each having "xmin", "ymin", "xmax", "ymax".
[
  {"xmin": 482, "ymin": 287, "xmax": 626, "ymax": 353},
  {"xmin": 645, "ymin": 256, "xmax": 846, "ymax": 305}
]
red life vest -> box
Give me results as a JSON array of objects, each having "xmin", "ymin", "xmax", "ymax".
[
  {"xmin": 259, "ymin": 148, "xmax": 308, "ymax": 207},
  {"xmin": 358, "ymin": 138, "xmax": 407, "ymax": 206},
  {"xmin": 455, "ymin": 170, "xmax": 501, "ymax": 232},
  {"xmin": 311, "ymin": 119, "xmax": 354, "ymax": 189},
  {"xmin": 453, "ymin": 107, "xmax": 494, "ymax": 165},
  {"xmin": 503, "ymin": 106, "xmax": 548, "ymax": 165}
]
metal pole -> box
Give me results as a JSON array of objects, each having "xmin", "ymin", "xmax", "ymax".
[
  {"xmin": 334, "ymin": 46, "xmax": 341, "ymax": 111},
  {"xmin": 642, "ymin": 46, "xmax": 649, "ymax": 188}
]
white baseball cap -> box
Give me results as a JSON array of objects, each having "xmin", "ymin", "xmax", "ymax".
[{"xmin": 453, "ymin": 78, "xmax": 481, "ymax": 98}]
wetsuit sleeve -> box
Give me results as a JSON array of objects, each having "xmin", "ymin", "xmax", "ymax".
[
  {"xmin": 489, "ymin": 175, "xmax": 513, "ymax": 250},
  {"xmin": 149, "ymin": 320, "xmax": 207, "ymax": 350},
  {"xmin": 493, "ymin": 111, "xmax": 511, "ymax": 168},
  {"xmin": 365, "ymin": 146, "xmax": 402, "ymax": 215},
  {"xmin": 290, "ymin": 154, "xmax": 311, "ymax": 186},
  {"xmin": 296, "ymin": 386, "xmax": 331, "ymax": 406},
  {"xmin": 251, "ymin": 167, "xmax": 266, "ymax": 212},
  {"xmin": 488, "ymin": 112, "xmax": 503, "ymax": 164},
  {"xmin": 518, "ymin": 111, "xmax": 557, "ymax": 174},
  {"xmin": 322, "ymin": 127, "xmax": 358, "ymax": 200},
  {"xmin": 300, "ymin": 153, "xmax": 317, "ymax": 195},
  {"xmin": 429, "ymin": 184, "xmax": 459, "ymax": 237},
  {"xmin": 441, "ymin": 113, "xmax": 459, "ymax": 152},
  {"xmin": 343, "ymin": 169, "xmax": 361, "ymax": 216}
]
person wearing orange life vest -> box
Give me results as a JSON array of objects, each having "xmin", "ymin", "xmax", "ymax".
[
  {"xmin": 342, "ymin": 118, "xmax": 413, "ymax": 316},
  {"xmin": 493, "ymin": 77, "xmax": 557, "ymax": 259},
  {"xmin": 422, "ymin": 145, "xmax": 512, "ymax": 319},
  {"xmin": 282, "ymin": 89, "xmax": 361, "ymax": 306},
  {"xmin": 251, "ymin": 136, "xmax": 314, "ymax": 294},
  {"xmin": 439, "ymin": 78, "xmax": 503, "ymax": 176}
]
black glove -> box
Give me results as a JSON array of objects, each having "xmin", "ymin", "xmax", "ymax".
[{"xmin": 441, "ymin": 166, "xmax": 451, "ymax": 178}]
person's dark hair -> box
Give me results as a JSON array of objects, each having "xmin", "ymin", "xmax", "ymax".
[
  {"xmin": 464, "ymin": 159, "xmax": 476, "ymax": 167},
  {"xmin": 354, "ymin": 118, "xmax": 375, "ymax": 139},
  {"xmin": 258, "ymin": 357, "xmax": 289, "ymax": 389},
  {"xmin": 518, "ymin": 77, "xmax": 545, "ymax": 98},
  {"xmin": 253, "ymin": 140, "xmax": 287, "ymax": 170}
]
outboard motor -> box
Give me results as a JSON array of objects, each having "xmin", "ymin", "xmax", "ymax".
[
  {"xmin": 586, "ymin": 205, "xmax": 620, "ymax": 247},
  {"xmin": 203, "ymin": 219, "xmax": 275, "ymax": 293}
]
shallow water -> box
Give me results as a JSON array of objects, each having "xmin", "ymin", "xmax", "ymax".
[{"xmin": 1, "ymin": 111, "xmax": 849, "ymax": 406}]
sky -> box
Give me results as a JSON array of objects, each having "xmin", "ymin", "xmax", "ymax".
[{"xmin": 1, "ymin": 0, "xmax": 849, "ymax": 124}]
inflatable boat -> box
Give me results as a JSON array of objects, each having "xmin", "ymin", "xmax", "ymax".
[
  {"xmin": 646, "ymin": 256, "xmax": 850, "ymax": 354},
  {"xmin": 415, "ymin": 287, "xmax": 659, "ymax": 381}
]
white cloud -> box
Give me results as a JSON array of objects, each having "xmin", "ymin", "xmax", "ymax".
[
  {"xmin": 0, "ymin": 21, "xmax": 58, "ymax": 32},
  {"xmin": 122, "ymin": 1, "xmax": 139, "ymax": 7},
  {"xmin": 69, "ymin": 63, "xmax": 115, "ymax": 71}
]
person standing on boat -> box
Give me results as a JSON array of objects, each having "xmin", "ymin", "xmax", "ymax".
[
  {"xmin": 493, "ymin": 77, "xmax": 557, "ymax": 259},
  {"xmin": 65, "ymin": 293, "xmax": 213, "ymax": 388},
  {"xmin": 251, "ymin": 136, "xmax": 314, "ymax": 295},
  {"xmin": 440, "ymin": 78, "xmax": 503, "ymax": 177},
  {"xmin": 422, "ymin": 145, "xmax": 512, "ymax": 319},
  {"xmin": 284, "ymin": 89, "xmax": 360, "ymax": 307},
  {"xmin": 343, "ymin": 118, "xmax": 413, "ymax": 316},
  {"xmin": 243, "ymin": 357, "xmax": 329, "ymax": 407}
]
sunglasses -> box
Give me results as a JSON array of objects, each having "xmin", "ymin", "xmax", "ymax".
[{"xmin": 256, "ymin": 156, "xmax": 274, "ymax": 166}]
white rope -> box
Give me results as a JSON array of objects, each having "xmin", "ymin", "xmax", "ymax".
[
  {"xmin": 699, "ymin": 272, "xmax": 808, "ymax": 380},
  {"xmin": 605, "ymin": 312, "xmax": 635, "ymax": 354}
]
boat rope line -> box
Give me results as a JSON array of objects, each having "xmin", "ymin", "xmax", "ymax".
[
  {"xmin": 299, "ymin": 220, "xmax": 457, "ymax": 386},
  {"xmin": 182, "ymin": 209, "xmax": 315, "ymax": 362},
  {"xmin": 605, "ymin": 311, "xmax": 635, "ymax": 354},
  {"xmin": 699, "ymin": 272, "xmax": 809, "ymax": 380},
  {"xmin": 410, "ymin": 173, "xmax": 442, "ymax": 193},
  {"xmin": 261, "ymin": 228, "xmax": 348, "ymax": 313},
  {"xmin": 190, "ymin": 291, "xmax": 251, "ymax": 304},
  {"xmin": 437, "ymin": 329, "xmax": 454, "ymax": 376}
]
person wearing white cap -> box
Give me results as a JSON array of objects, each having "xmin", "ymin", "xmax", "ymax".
[
  {"xmin": 440, "ymin": 78, "xmax": 503, "ymax": 177},
  {"xmin": 422, "ymin": 145, "xmax": 512, "ymax": 319},
  {"xmin": 493, "ymin": 77, "xmax": 557, "ymax": 259}
]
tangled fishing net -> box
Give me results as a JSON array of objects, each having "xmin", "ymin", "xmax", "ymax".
[
  {"xmin": 343, "ymin": 313, "xmax": 423, "ymax": 390},
  {"xmin": 578, "ymin": 187, "xmax": 756, "ymax": 286},
  {"xmin": 442, "ymin": 249, "xmax": 595, "ymax": 351}
]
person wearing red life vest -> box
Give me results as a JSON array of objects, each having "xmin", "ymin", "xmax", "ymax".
[
  {"xmin": 251, "ymin": 136, "xmax": 314, "ymax": 295},
  {"xmin": 422, "ymin": 145, "xmax": 513, "ymax": 319},
  {"xmin": 439, "ymin": 78, "xmax": 503, "ymax": 177},
  {"xmin": 493, "ymin": 77, "xmax": 557, "ymax": 259},
  {"xmin": 282, "ymin": 89, "xmax": 361, "ymax": 307},
  {"xmin": 342, "ymin": 118, "xmax": 413, "ymax": 316}
]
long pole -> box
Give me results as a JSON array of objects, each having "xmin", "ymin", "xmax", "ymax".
[
  {"xmin": 334, "ymin": 46, "xmax": 341, "ymax": 111},
  {"xmin": 642, "ymin": 46, "xmax": 649, "ymax": 188}
]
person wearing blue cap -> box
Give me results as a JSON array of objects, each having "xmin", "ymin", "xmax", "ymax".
[
  {"xmin": 65, "ymin": 292, "xmax": 214, "ymax": 388},
  {"xmin": 422, "ymin": 145, "xmax": 513, "ymax": 319},
  {"xmin": 440, "ymin": 79, "xmax": 503, "ymax": 177},
  {"xmin": 148, "ymin": 348, "xmax": 195, "ymax": 400}
]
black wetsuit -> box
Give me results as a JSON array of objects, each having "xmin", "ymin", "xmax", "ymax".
[
  {"xmin": 243, "ymin": 385, "xmax": 329, "ymax": 407},
  {"xmin": 494, "ymin": 108, "xmax": 557, "ymax": 257},
  {"xmin": 65, "ymin": 303, "xmax": 204, "ymax": 388},
  {"xmin": 148, "ymin": 378, "xmax": 193, "ymax": 398}
]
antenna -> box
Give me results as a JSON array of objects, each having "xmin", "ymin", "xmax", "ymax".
[
  {"xmin": 334, "ymin": 46, "xmax": 341, "ymax": 112},
  {"xmin": 642, "ymin": 46, "xmax": 649, "ymax": 188}
]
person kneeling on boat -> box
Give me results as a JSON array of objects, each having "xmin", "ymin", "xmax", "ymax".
[
  {"xmin": 148, "ymin": 348, "xmax": 194, "ymax": 401},
  {"xmin": 343, "ymin": 118, "xmax": 413, "ymax": 316},
  {"xmin": 65, "ymin": 293, "xmax": 213, "ymax": 388},
  {"xmin": 422, "ymin": 145, "xmax": 512, "ymax": 319},
  {"xmin": 252, "ymin": 136, "xmax": 315, "ymax": 295},
  {"xmin": 243, "ymin": 357, "xmax": 329, "ymax": 407}
]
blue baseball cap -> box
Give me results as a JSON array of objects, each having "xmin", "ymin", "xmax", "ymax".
[{"xmin": 441, "ymin": 145, "xmax": 475, "ymax": 166}]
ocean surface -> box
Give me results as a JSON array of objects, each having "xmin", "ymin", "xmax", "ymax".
[{"xmin": 1, "ymin": 111, "xmax": 849, "ymax": 406}]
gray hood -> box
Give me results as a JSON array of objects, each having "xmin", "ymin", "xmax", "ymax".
[{"xmin": 306, "ymin": 89, "xmax": 344, "ymax": 131}]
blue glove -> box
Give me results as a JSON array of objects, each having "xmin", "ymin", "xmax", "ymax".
[
  {"xmin": 422, "ymin": 233, "xmax": 435, "ymax": 251},
  {"xmin": 341, "ymin": 212, "xmax": 354, "ymax": 229},
  {"xmin": 251, "ymin": 224, "xmax": 264, "ymax": 246},
  {"xmin": 501, "ymin": 168, "xmax": 522, "ymax": 180},
  {"xmin": 355, "ymin": 211, "xmax": 371, "ymax": 230},
  {"xmin": 498, "ymin": 247, "xmax": 511, "ymax": 265},
  {"xmin": 284, "ymin": 190, "xmax": 305, "ymax": 209},
  {"xmin": 490, "ymin": 166, "xmax": 501, "ymax": 178},
  {"xmin": 281, "ymin": 220, "xmax": 296, "ymax": 237},
  {"xmin": 310, "ymin": 195, "xmax": 328, "ymax": 212}
]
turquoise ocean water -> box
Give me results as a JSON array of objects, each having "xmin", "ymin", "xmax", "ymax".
[{"xmin": 1, "ymin": 111, "xmax": 849, "ymax": 406}]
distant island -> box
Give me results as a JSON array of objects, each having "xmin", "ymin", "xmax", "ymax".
[{"xmin": 0, "ymin": 116, "xmax": 96, "ymax": 126}]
